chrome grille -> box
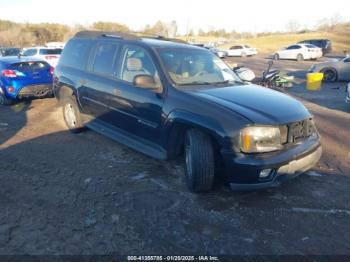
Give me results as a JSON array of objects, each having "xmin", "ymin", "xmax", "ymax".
[{"xmin": 288, "ymin": 118, "xmax": 315, "ymax": 143}]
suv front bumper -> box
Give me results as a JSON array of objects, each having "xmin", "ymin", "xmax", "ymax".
[{"xmin": 222, "ymin": 137, "xmax": 322, "ymax": 191}]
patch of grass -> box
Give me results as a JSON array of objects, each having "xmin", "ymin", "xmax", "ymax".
[{"xmin": 179, "ymin": 32, "xmax": 350, "ymax": 55}]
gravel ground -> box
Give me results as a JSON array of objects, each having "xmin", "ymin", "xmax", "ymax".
[{"xmin": 0, "ymin": 55, "xmax": 350, "ymax": 256}]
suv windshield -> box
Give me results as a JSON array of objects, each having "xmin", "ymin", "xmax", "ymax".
[{"xmin": 158, "ymin": 48, "xmax": 240, "ymax": 86}]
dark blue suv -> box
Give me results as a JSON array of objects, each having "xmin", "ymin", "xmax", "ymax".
[{"xmin": 54, "ymin": 31, "xmax": 322, "ymax": 192}]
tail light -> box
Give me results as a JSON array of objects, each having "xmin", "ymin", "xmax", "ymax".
[
  {"xmin": 2, "ymin": 69, "xmax": 17, "ymax": 78},
  {"xmin": 50, "ymin": 67, "xmax": 55, "ymax": 75}
]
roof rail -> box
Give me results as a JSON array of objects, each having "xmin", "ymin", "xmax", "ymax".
[
  {"xmin": 74, "ymin": 30, "xmax": 140, "ymax": 40},
  {"xmin": 74, "ymin": 30, "xmax": 188, "ymax": 44}
]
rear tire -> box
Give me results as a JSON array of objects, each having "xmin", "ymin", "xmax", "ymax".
[
  {"xmin": 62, "ymin": 96, "xmax": 85, "ymax": 133},
  {"xmin": 0, "ymin": 88, "xmax": 13, "ymax": 105},
  {"xmin": 296, "ymin": 54, "xmax": 304, "ymax": 61},
  {"xmin": 273, "ymin": 54, "xmax": 279, "ymax": 60},
  {"xmin": 184, "ymin": 129, "xmax": 215, "ymax": 192}
]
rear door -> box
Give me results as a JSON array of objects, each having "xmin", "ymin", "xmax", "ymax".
[
  {"xmin": 284, "ymin": 45, "xmax": 299, "ymax": 59},
  {"xmin": 79, "ymin": 41, "xmax": 120, "ymax": 121},
  {"xmin": 228, "ymin": 46, "xmax": 241, "ymax": 56}
]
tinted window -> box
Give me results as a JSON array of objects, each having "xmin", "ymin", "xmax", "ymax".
[
  {"xmin": 39, "ymin": 48, "xmax": 62, "ymax": 55},
  {"xmin": 344, "ymin": 57, "xmax": 350, "ymax": 63},
  {"xmin": 11, "ymin": 61, "xmax": 49, "ymax": 72},
  {"xmin": 91, "ymin": 43, "xmax": 119, "ymax": 76},
  {"xmin": 59, "ymin": 39, "xmax": 92, "ymax": 69},
  {"xmin": 23, "ymin": 49, "xmax": 38, "ymax": 56},
  {"xmin": 287, "ymin": 45, "xmax": 300, "ymax": 50},
  {"xmin": 120, "ymin": 45, "xmax": 161, "ymax": 87},
  {"xmin": 230, "ymin": 46, "xmax": 242, "ymax": 50},
  {"xmin": 1, "ymin": 48, "xmax": 20, "ymax": 56}
]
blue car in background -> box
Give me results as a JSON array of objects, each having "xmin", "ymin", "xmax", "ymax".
[{"xmin": 0, "ymin": 56, "xmax": 53, "ymax": 105}]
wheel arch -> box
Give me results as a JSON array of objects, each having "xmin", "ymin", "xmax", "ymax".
[
  {"xmin": 164, "ymin": 110, "xmax": 228, "ymax": 159},
  {"xmin": 320, "ymin": 67, "xmax": 338, "ymax": 81}
]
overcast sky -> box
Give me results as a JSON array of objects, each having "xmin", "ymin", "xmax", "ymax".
[{"xmin": 1, "ymin": 0, "xmax": 349, "ymax": 33}]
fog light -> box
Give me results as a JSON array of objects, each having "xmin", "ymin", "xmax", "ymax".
[
  {"xmin": 260, "ymin": 169, "xmax": 272, "ymax": 178},
  {"xmin": 7, "ymin": 86, "xmax": 14, "ymax": 93}
]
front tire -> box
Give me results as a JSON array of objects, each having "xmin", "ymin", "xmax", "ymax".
[
  {"xmin": 184, "ymin": 129, "xmax": 215, "ymax": 192},
  {"xmin": 321, "ymin": 68, "xmax": 338, "ymax": 82},
  {"xmin": 296, "ymin": 54, "xmax": 304, "ymax": 61},
  {"xmin": 62, "ymin": 96, "xmax": 85, "ymax": 133}
]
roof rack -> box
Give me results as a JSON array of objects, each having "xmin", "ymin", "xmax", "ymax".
[{"xmin": 74, "ymin": 30, "xmax": 188, "ymax": 44}]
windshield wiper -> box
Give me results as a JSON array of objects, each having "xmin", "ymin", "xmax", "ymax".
[{"xmin": 177, "ymin": 81, "xmax": 213, "ymax": 86}]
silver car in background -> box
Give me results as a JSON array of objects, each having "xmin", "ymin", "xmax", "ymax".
[{"xmin": 309, "ymin": 55, "xmax": 350, "ymax": 82}]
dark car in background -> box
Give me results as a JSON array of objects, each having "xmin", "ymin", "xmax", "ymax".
[
  {"xmin": 54, "ymin": 31, "xmax": 322, "ymax": 192},
  {"xmin": 298, "ymin": 39, "xmax": 332, "ymax": 55},
  {"xmin": 0, "ymin": 47, "xmax": 21, "ymax": 57},
  {"xmin": 0, "ymin": 57, "xmax": 54, "ymax": 105}
]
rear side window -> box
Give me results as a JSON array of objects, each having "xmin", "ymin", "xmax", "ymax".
[
  {"xmin": 287, "ymin": 45, "xmax": 300, "ymax": 50},
  {"xmin": 39, "ymin": 49, "xmax": 62, "ymax": 55},
  {"xmin": 59, "ymin": 39, "xmax": 92, "ymax": 69},
  {"xmin": 23, "ymin": 49, "xmax": 38, "ymax": 56},
  {"xmin": 230, "ymin": 46, "xmax": 242, "ymax": 50},
  {"xmin": 11, "ymin": 61, "xmax": 49, "ymax": 72},
  {"xmin": 91, "ymin": 43, "xmax": 119, "ymax": 76}
]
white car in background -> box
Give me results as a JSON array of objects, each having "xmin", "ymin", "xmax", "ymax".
[
  {"xmin": 21, "ymin": 46, "xmax": 63, "ymax": 67},
  {"xmin": 273, "ymin": 44, "xmax": 322, "ymax": 61},
  {"xmin": 226, "ymin": 45, "xmax": 258, "ymax": 57},
  {"xmin": 209, "ymin": 48, "xmax": 227, "ymax": 58}
]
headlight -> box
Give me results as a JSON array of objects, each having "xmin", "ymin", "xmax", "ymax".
[{"xmin": 240, "ymin": 126, "xmax": 287, "ymax": 153}]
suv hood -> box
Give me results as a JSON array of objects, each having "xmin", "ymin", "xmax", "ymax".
[{"xmin": 191, "ymin": 84, "xmax": 311, "ymax": 125}]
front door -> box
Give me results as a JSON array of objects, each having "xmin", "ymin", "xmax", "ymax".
[{"xmin": 108, "ymin": 44, "xmax": 164, "ymax": 145}]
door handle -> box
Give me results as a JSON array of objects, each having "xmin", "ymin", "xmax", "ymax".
[{"xmin": 113, "ymin": 88, "xmax": 122, "ymax": 96}]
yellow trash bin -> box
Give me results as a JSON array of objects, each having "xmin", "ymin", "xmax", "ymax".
[{"xmin": 306, "ymin": 73, "xmax": 324, "ymax": 91}]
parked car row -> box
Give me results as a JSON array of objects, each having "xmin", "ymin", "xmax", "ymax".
[{"xmin": 0, "ymin": 45, "xmax": 63, "ymax": 67}]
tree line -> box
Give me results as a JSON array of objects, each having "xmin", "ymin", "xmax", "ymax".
[{"xmin": 0, "ymin": 18, "xmax": 349, "ymax": 47}]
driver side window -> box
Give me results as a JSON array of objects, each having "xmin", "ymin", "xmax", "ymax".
[{"xmin": 120, "ymin": 45, "xmax": 161, "ymax": 88}]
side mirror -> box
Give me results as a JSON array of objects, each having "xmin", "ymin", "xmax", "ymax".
[{"xmin": 133, "ymin": 75, "xmax": 158, "ymax": 90}]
